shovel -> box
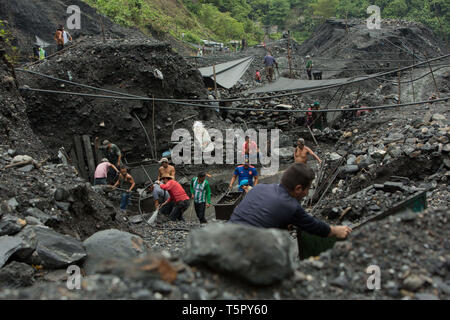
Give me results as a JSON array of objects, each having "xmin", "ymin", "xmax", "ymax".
[{"xmin": 147, "ymin": 208, "xmax": 159, "ymax": 225}]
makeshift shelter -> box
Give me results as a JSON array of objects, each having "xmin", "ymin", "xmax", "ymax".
[
  {"xmin": 248, "ymin": 76, "xmax": 368, "ymax": 94},
  {"xmin": 198, "ymin": 56, "xmax": 254, "ymax": 89}
]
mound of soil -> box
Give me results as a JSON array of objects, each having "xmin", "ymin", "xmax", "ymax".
[
  {"xmin": 0, "ymin": 41, "xmax": 46, "ymax": 159},
  {"xmin": 0, "ymin": 0, "xmax": 147, "ymax": 59},
  {"xmin": 18, "ymin": 39, "xmax": 217, "ymax": 161}
]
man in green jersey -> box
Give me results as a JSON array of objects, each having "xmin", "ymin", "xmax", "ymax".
[{"xmin": 190, "ymin": 172, "xmax": 211, "ymax": 224}]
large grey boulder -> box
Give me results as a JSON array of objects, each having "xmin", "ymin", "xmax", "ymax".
[
  {"xmin": 182, "ymin": 223, "xmax": 296, "ymax": 286},
  {"xmin": 0, "ymin": 261, "xmax": 35, "ymax": 288},
  {"xmin": 82, "ymin": 229, "xmax": 148, "ymax": 275},
  {"xmin": 0, "ymin": 215, "xmax": 26, "ymax": 236},
  {"xmin": 25, "ymin": 208, "xmax": 59, "ymax": 226},
  {"xmin": 23, "ymin": 226, "xmax": 86, "ymax": 269},
  {"xmin": 0, "ymin": 236, "xmax": 23, "ymax": 268}
]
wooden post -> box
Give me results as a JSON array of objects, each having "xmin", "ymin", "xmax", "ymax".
[
  {"xmin": 345, "ymin": 11, "xmax": 349, "ymax": 34},
  {"xmin": 423, "ymin": 52, "xmax": 439, "ymax": 96},
  {"xmin": 69, "ymin": 148, "xmax": 79, "ymax": 173},
  {"xmin": 287, "ymin": 30, "xmax": 293, "ymax": 79},
  {"xmin": 152, "ymin": 96, "xmax": 157, "ymax": 160},
  {"xmin": 73, "ymin": 135, "xmax": 88, "ymax": 180},
  {"xmin": 100, "ymin": 16, "xmax": 106, "ymax": 43},
  {"xmin": 213, "ymin": 64, "xmax": 218, "ymax": 99},
  {"xmin": 397, "ymin": 71, "xmax": 401, "ymax": 104},
  {"xmin": 82, "ymin": 135, "xmax": 96, "ymax": 183},
  {"xmin": 410, "ymin": 50, "xmax": 415, "ymax": 102}
]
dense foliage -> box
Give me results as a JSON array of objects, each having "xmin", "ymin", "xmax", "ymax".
[
  {"xmin": 0, "ymin": 20, "xmax": 19, "ymax": 64},
  {"xmin": 83, "ymin": 0, "xmax": 449, "ymax": 45}
]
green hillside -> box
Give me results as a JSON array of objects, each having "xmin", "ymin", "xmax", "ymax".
[{"xmin": 83, "ymin": 0, "xmax": 449, "ymax": 46}]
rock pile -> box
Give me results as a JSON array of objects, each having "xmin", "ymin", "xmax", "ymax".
[
  {"xmin": 316, "ymin": 181, "xmax": 425, "ymax": 224},
  {"xmin": 327, "ymin": 111, "xmax": 449, "ymax": 195}
]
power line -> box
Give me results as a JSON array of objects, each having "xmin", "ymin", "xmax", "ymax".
[
  {"xmin": 19, "ymin": 86, "xmax": 448, "ymax": 113},
  {"xmin": 17, "ymin": 53, "xmax": 450, "ymax": 103}
]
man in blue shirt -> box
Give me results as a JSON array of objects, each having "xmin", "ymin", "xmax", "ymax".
[
  {"xmin": 263, "ymin": 52, "xmax": 278, "ymax": 82},
  {"xmin": 229, "ymin": 159, "xmax": 259, "ymax": 192},
  {"xmin": 229, "ymin": 163, "xmax": 352, "ymax": 239}
]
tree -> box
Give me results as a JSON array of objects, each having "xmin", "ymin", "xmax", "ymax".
[
  {"xmin": 265, "ymin": 0, "xmax": 291, "ymax": 27},
  {"xmin": 309, "ymin": 0, "xmax": 338, "ymax": 19},
  {"xmin": 384, "ymin": 0, "xmax": 408, "ymax": 18}
]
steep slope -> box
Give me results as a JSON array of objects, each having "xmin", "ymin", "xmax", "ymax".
[
  {"xmin": 0, "ymin": 39, "xmax": 46, "ymax": 159},
  {"xmin": 18, "ymin": 39, "xmax": 214, "ymax": 161},
  {"xmin": 0, "ymin": 0, "xmax": 147, "ymax": 59}
]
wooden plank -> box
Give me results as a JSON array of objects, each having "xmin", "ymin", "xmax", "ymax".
[
  {"xmin": 69, "ymin": 148, "xmax": 79, "ymax": 172},
  {"xmin": 73, "ymin": 135, "xmax": 88, "ymax": 180},
  {"xmin": 82, "ymin": 135, "xmax": 96, "ymax": 184}
]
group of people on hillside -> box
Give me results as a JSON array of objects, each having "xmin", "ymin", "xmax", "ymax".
[
  {"xmin": 256, "ymin": 52, "xmax": 317, "ymax": 82},
  {"xmin": 33, "ymin": 25, "xmax": 72, "ymax": 61}
]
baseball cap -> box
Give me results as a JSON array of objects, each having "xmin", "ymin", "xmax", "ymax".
[
  {"xmin": 159, "ymin": 157, "xmax": 169, "ymax": 163},
  {"xmin": 239, "ymin": 179, "xmax": 249, "ymax": 188},
  {"xmin": 102, "ymin": 140, "xmax": 110, "ymax": 146}
]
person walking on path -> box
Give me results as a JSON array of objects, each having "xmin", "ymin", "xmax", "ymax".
[
  {"xmin": 190, "ymin": 172, "xmax": 211, "ymax": 224},
  {"xmin": 229, "ymin": 158, "xmax": 259, "ymax": 192},
  {"xmin": 54, "ymin": 25, "xmax": 65, "ymax": 51},
  {"xmin": 263, "ymin": 52, "xmax": 278, "ymax": 82}
]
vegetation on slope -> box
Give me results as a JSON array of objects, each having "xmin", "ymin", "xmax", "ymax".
[{"xmin": 83, "ymin": 0, "xmax": 449, "ymax": 47}]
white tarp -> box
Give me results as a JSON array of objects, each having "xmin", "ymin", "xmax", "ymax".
[
  {"xmin": 248, "ymin": 76, "xmax": 368, "ymax": 94},
  {"xmin": 35, "ymin": 36, "xmax": 51, "ymax": 48},
  {"xmin": 199, "ymin": 56, "xmax": 254, "ymax": 89}
]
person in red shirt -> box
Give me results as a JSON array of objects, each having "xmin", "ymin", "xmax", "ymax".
[
  {"xmin": 255, "ymin": 70, "xmax": 262, "ymax": 83},
  {"xmin": 158, "ymin": 175, "xmax": 190, "ymax": 222},
  {"xmin": 242, "ymin": 136, "xmax": 260, "ymax": 162}
]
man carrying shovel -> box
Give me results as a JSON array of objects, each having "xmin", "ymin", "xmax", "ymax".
[{"xmin": 157, "ymin": 175, "xmax": 190, "ymax": 222}]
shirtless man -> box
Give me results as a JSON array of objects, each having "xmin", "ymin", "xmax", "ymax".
[
  {"xmin": 157, "ymin": 158, "xmax": 176, "ymax": 181},
  {"xmin": 294, "ymin": 138, "xmax": 322, "ymax": 164}
]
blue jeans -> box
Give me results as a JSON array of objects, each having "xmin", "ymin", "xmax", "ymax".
[
  {"xmin": 120, "ymin": 193, "xmax": 131, "ymax": 210},
  {"xmin": 94, "ymin": 178, "xmax": 107, "ymax": 185}
]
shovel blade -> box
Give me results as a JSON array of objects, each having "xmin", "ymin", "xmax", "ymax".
[{"xmin": 147, "ymin": 209, "xmax": 159, "ymax": 225}]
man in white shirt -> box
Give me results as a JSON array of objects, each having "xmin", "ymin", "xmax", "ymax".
[{"xmin": 63, "ymin": 29, "xmax": 72, "ymax": 45}]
